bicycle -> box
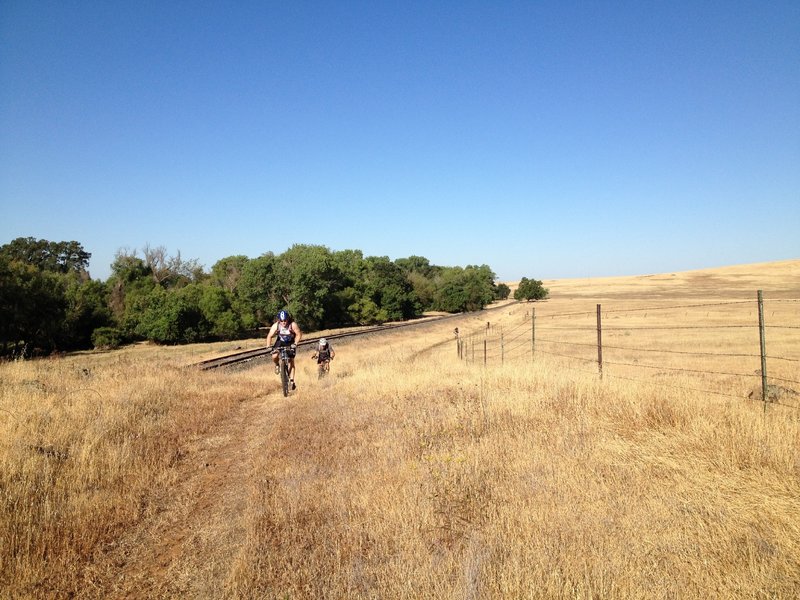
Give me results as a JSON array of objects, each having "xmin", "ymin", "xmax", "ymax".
[
  {"xmin": 312, "ymin": 350, "xmax": 333, "ymax": 379},
  {"xmin": 276, "ymin": 346, "xmax": 293, "ymax": 397},
  {"xmin": 317, "ymin": 357, "xmax": 331, "ymax": 379}
]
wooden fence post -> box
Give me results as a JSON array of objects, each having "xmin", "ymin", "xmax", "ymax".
[{"xmin": 531, "ymin": 307, "xmax": 536, "ymax": 361}]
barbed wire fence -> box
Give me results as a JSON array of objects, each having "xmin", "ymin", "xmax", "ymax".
[{"xmin": 454, "ymin": 292, "xmax": 800, "ymax": 411}]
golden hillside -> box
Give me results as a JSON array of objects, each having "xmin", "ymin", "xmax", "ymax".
[{"xmin": 508, "ymin": 258, "xmax": 800, "ymax": 300}]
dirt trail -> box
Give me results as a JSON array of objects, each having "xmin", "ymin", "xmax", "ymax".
[{"xmin": 81, "ymin": 391, "xmax": 278, "ymax": 598}]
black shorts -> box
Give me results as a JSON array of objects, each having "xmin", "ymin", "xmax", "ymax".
[{"xmin": 273, "ymin": 343, "xmax": 296, "ymax": 358}]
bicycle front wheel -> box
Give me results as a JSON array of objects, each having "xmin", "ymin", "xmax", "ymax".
[{"xmin": 280, "ymin": 359, "xmax": 290, "ymax": 397}]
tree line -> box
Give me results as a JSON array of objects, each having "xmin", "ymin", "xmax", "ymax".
[{"xmin": 0, "ymin": 237, "xmax": 547, "ymax": 356}]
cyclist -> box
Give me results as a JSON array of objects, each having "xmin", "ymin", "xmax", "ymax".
[
  {"xmin": 266, "ymin": 309, "xmax": 303, "ymax": 390},
  {"xmin": 311, "ymin": 338, "xmax": 335, "ymax": 376}
]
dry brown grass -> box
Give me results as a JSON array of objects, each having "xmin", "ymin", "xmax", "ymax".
[
  {"xmin": 536, "ymin": 258, "xmax": 800, "ymax": 300},
  {"xmin": 0, "ymin": 348, "xmax": 263, "ymax": 597},
  {"xmin": 225, "ymin": 325, "xmax": 800, "ymax": 599},
  {"xmin": 497, "ymin": 259, "xmax": 800, "ymax": 403},
  {"xmin": 1, "ymin": 259, "xmax": 799, "ymax": 598}
]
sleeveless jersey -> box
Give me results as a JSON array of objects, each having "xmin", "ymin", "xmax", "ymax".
[{"xmin": 277, "ymin": 322, "xmax": 296, "ymax": 344}]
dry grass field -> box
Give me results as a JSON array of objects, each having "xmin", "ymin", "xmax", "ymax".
[{"xmin": 1, "ymin": 259, "xmax": 799, "ymax": 598}]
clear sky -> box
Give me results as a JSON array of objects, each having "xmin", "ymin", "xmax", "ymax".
[{"xmin": 1, "ymin": 1, "xmax": 798, "ymax": 282}]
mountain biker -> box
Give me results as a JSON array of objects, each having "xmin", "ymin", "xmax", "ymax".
[
  {"xmin": 266, "ymin": 309, "xmax": 303, "ymax": 390},
  {"xmin": 312, "ymin": 338, "xmax": 335, "ymax": 365}
]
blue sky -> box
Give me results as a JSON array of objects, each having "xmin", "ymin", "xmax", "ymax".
[{"xmin": 1, "ymin": 1, "xmax": 798, "ymax": 282}]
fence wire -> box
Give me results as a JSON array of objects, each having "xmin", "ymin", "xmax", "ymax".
[{"xmin": 454, "ymin": 293, "xmax": 799, "ymax": 409}]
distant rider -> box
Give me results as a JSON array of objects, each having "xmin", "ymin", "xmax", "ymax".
[
  {"xmin": 312, "ymin": 338, "xmax": 335, "ymax": 364},
  {"xmin": 312, "ymin": 338, "xmax": 335, "ymax": 377},
  {"xmin": 266, "ymin": 309, "xmax": 302, "ymax": 390}
]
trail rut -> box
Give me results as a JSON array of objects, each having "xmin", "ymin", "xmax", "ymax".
[{"xmin": 81, "ymin": 392, "xmax": 278, "ymax": 598}]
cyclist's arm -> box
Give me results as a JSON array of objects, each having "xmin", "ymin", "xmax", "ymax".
[
  {"xmin": 265, "ymin": 323, "xmax": 278, "ymax": 347},
  {"xmin": 291, "ymin": 322, "xmax": 302, "ymax": 345}
]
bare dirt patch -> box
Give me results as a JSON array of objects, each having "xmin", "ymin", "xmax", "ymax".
[{"xmin": 80, "ymin": 391, "xmax": 278, "ymax": 598}]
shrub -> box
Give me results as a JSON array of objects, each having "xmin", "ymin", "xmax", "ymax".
[{"xmin": 91, "ymin": 327, "xmax": 124, "ymax": 350}]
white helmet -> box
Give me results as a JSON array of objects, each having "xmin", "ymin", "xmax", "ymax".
[{"xmin": 319, "ymin": 338, "xmax": 328, "ymax": 347}]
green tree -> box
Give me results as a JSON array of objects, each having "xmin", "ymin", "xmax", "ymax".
[
  {"xmin": 0, "ymin": 238, "xmax": 104, "ymax": 354},
  {"xmin": 62, "ymin": 277, "xmax": 113, "ymax": 349},
  {"xmin": 326, "ymin": 250, "xmax": 366, "ymax": 326},
  {"xmin": 432, "ymin": 268, "xmax": 469, "ymax": 313},
  {"xmin": 406, "ymin": 271, "xmax": 437, "ymax": 311},
  {"xmin": 353, "ymin": 256, "xmax": 419, "ymax": 324},
  {"xmin": 107, "ymin": 251, "xmax": 154, "ymax": 324},
  {"xmin": 122, "ymin": 283, "xmax": 164, "ymax": 340},
  {"xmin": 133, "ymin": 286, "xmax": 207, "ymax": 344},
  {"xmin": 514, "ymin": 277, "xmax": 549, "ymax": 301},
  {"xmin": 395, "ymin": 255, "xmax": 441, "ymax": 279},
  {"xmin": 210, "ymin": 255, "xmax": 255, "ymax": 331},
  {"xmin": 0, "ymin": 257, "xmax": 66, "ymax": 355},
  {"xmin": 273, "ymin": 245, "xmax": 342, "ymax": 330},
  {"xmin": 494, "ymin": 282, "xmax": 511, "ymax": 300},
  {"xmin": 198, "ymin": 285, "xmax": 244, "ymax": 339},
  {"xmin": 395, "ymin": 255, "xmax": 444, "ymax": 312},
  {"xmin": 210, "ymin": 255, "xmax": 249, "ymax": 292},
  {"xmin": 0, "ymin": 237, "xmax": 91, "ymax": 274},
  {"xmin": 432, "ymin": 265, "xmax": 496, "ymax": 313},
  {"xmin": 107, "ymin": 252, "xmax": 157, "ymax": 338},
  {"xmin": 109, "ymin": 251, "xmax": 152, "ymax": 282},
  {"xmin": 236, "ymin": 253, "xmax": 277, "ymax": 328}
]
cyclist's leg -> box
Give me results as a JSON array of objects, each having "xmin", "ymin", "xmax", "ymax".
[{"xmin": 289, "ymin": 358, "xmax": 297, "ymax": 388}]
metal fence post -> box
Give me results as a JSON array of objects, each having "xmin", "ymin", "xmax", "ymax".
[
  {"xmin": 758, "ymin": 290, "xmax": 768, "ymax": 410},
  {"xmin": 531, "ymin": 307, "xmax": 536, "ymax": 361},
  {"xmin": 597, "ymin": 303, "xmax": 603, "ymax": 379}
]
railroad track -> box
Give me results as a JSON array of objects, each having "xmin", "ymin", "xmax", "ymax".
[
  {"xmin": 192, "ymin": 301, "xmax": 518, "ymax": 371},
  {"xmin": 191, "ymin": 314, "xmax": 458, "ymax": 371}
]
